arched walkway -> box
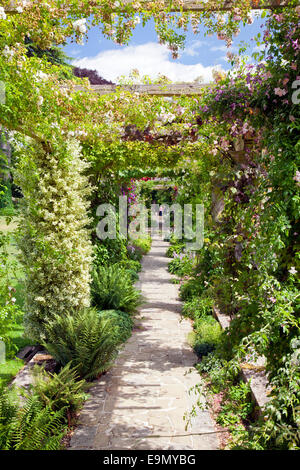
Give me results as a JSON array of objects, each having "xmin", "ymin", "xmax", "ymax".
[{"xmin": 69, "ymin": 237, "xmax": 219, "ymax": 450}]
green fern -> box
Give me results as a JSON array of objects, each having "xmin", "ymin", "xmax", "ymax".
[
  {"xmin": 31, "ymin": 363, "xmax": 88, "ymax": 414},
  {"xmin": 0, "ymin": 387, "xmax": 19, "ymax": 449},
  {"xmin": 98, "ymin": 310, "xmax": 133, "ymax": 344},
  {"xmin": 0, "ymin": 388, "xmax": 66, "ymax": 450},
  {"xmin": 91, "ymin": 264, "xmax": 143, "ymax": 314},
  {"xmin": 11, "ymin": 395, "xmax": 66, "ymax": 450},
  {"xmin": 43, "ymin": 308, "xmax": 125, "ymax": 380}
]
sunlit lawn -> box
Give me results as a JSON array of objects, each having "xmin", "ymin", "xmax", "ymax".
[
  {"xmin": 0, "ymin": 216, "xmax": 24, "ymax": 296},
  {"xmin": 0, "ymin": 216, "xmax": 19, "ymax": 233},
  {"xmin": 0, "ymin": 216, "xmax": 32, "ymax": 387}
]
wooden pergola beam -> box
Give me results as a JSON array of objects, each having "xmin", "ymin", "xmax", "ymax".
[
  {"xmin": 5, "ymin": 0, "xmax": 295, "ymax": 13},
  {"xmin": 174, "ymin": 0, "xmax": 293, "ymax": 12},
  {"xmin": 132, "ymin": 0, "xmax": 294, "ymax": 12},
  {"xmin": 78, "ymin": 83, "xmax": 208, "ymax": 96}
]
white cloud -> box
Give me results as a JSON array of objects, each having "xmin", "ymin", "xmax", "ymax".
[
  {"xmin": 69, "ymin": 48, "xmax": 83, "ymax": 57},
  {"xmin": 183, "ymin": 40, "xmax": 208, "ymax": 57},
  {"xmin": 73, "ymin": 42, "xmax": 223, "ymax": 83},
  {"xmin": 210, "ymin": 45, "xmax": 228, "ymax": 53}
]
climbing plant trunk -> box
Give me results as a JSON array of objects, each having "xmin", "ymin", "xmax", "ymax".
[
  {"xmin": 0, "ymin": 128, "xmax": 12, "ymax": 182},
  {"xmin": 14, "ymin": 138, "xmax": 93, "ymax": 342},
  {"xmin": 0, "ymin": 128, "xmax": 13, "ymax": 209}
]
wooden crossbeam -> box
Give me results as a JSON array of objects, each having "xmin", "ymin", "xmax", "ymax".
[
  {"xmin": 78, "ymin": 83, "xmax": 208, "ymax": 96},
  {"xmin": 128, "ymin": 0, "xmax": 294, "ymax": 12},
  {"xmin": 5, "ymin": 0, "xmax": 295, "ymax": 13},
  {"xmin": 172, "ymin": 0, "xmax": 294, "ymax": 12}
]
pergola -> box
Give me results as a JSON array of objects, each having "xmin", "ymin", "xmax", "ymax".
[
  {"xmin": 81, "ymin": 83, "xmax": 207, "ymax": 96},
  {"xmin": 5, "ymin": 1, "xmax": 293, "ymax": 13},
  {"xmin": 5, "ymin": 0, "xmax": 299, "ymax": 97}
]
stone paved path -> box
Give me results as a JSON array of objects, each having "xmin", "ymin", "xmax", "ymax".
[{"xmin": 69, "ymin": 238, "xmax": 219, "ymax": 450}]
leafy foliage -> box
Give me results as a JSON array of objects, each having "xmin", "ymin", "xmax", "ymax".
[
  {"xmin": 166, "ymin": 242, "xmax": 185, "ymax": 258},
  {"xmin": 182, "ymin": 296, "xmax": 213, "ymax": 320},
  {"xmin": 0, "ymin": 386, "xmax": 18, "ymax": 449},
  {"xmin": 179, "ymin": 278, "xmax": 204, "ymax": 301},
  {"xmin": 191, "ymin": 315, "xmax": 223, "ymax": 357},
  {"xmin": 14, "ymin": 139, "xmax": 93, "ymax": 342},
  {"xmin": 0, "ymin": 387, "xmax": 66, "ymax": 450},
  {"xmin": 93, "ymin": 236, "xmax": 128, "ymax": 268},
  {"xmin": 91, "ymin": 264, "xmax": 142, "ymax": 314},
  {"xmin": 0, "ymin": 230, "xmax": 24, "ymax": 355},
  {"xmin": 130, "ymin": 237, "xmax": 152, "ymax": 255},
  {"xmin": 216, "ymin": 382, "xmax": 254, "ymax": 435},
  {"xmin": 31, "ymin": 363, "xmax": 87, "ymax": 414},
  {"xmin": 43, "ymin": 308, "xmax": 126, "ymax": 380},
  {"xmin": 0, "ymin": 0, "xmax": 299, "ymax": 451},
  {"xmin": 98, "ymin": 310, "xmax": 134, "ymax": 345},
  {"xmin": 168, "ymin": 253, "xmax": 194, "ymax": 277}
]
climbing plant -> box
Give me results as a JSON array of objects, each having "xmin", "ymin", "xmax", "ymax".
[
  {"xmin": 14, "ymin": 138, "xmax": 93, "ymax": 342},
  {"xmin": 0, "ymin": 0, "xmax": 299, "ymax": 449}
]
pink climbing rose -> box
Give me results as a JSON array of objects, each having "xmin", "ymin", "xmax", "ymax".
[{"xmin": 274, "ymin": 88, "xmax": 287, "ymax": 97}]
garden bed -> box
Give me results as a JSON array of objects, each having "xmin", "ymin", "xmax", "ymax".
[{"xmin": 212, "ymin": 305, "xmax": 271, "ymax": 415}]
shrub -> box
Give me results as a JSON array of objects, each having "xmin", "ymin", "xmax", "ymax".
[
  {"xmin": 192, "ymin": 316, "xmax": 223, "ymax": 357},
  {"xmin": 15, "ymin": 139, "xmax": 93, "ymax": 342},
  {"xmin": 120, "ymin": 259, "xmax": 142, "ymax": 273},
  {"xmin": 126, "ymin": 269, "xmax": 139, "ymax": 282},
  {"xmin": 0, "ymin": 181, "xmax": 14, "ymax": 213},
  {"xmin": 31, "ymin": 363, "xmax": 87, "ymax": 415},
  {"xmin": 93, "ymin": 236, "xmax": 127, "ymax": 268},
  {"xmin": 0, "ymin": 206, "xmax": 16, "ymax": 217},
  {"xmin": 93, "ymin": 243, "xmax": 110, "ymax": 267},
  {"xmin": 179, "ymin": 278, "xmax": 204, "ymax": 301},
  {"xmin": 182, "ymin": 296, "xmax": 213, "ymax": 320},
  {"xmin": 91, "ymin": 264, "xmax": 142, "ymax": 314},
  {"xmin": 98, "ymin": 310, "xmax": 133, "ymax": 344},
  {"xmin": 130, "ymin": 237, "xmax": 151, "ymax": 255},
  {"xmin": 43, "ymin": 308, "xmax": 124, "ymax": 380},
  {"xmin": 196, "ymin": 351, "xmax": 224, "ymax": 375},
  {"xmin": 217, "ymin": 382, "xmax": 254, "ymax": 428},
  {"xmin": 0, "ymin": 304, "xmax": 22, "ymax": 357},
  {"xmin": 166, "ymin": 243, "xmax": 185, "ymax": 258},
  {"xmin": 126, "ymin": 243, "xmax": 143, "ymax": 262},
  {"xmin": 0, "ymin": 232, "xmax": 24, "ymax": 354},
  {"xmin": 119, "ymin": 259, "xmax": 142, "ymax": 282},
  {"xmin": 168, "ymin": 254, "xmax": 193, "ymax": 277}
]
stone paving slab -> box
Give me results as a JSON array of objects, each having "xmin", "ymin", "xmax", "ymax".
[{"xmin": 69, "ymin": 238, "xmax": 219, "ymax": 450}]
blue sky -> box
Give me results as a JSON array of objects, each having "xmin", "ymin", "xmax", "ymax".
[{"xmin": 63, "ymin": 14, "xmax": 265, "ymax": 83}]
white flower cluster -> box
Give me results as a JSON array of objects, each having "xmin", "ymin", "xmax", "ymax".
[
  {"xmin": 0, "ymin": 6, "xmax": 7, "ymax": 20},
  {"xmin": 37, "ymin": 96, "xmax": 44, "ymax": 106},
  {"xmin": 73, "ymin": 18, "xmax": 87, "ymax": 34},
  {"xmin": 2, "ymin": 45, "xmax": 15, "ymax": 59},
  {"xmin": 157, "ymin": 109, "xmax": 176, "ymax": 124},
  {"xmin": 35, "ymin": 70, "xmax": 49, "ymax": 82},
  {"xmin": 15, "ymin": 138, "xmax": 93, "ymax": 342},
  {"xmin": 17, "ymin": 0, "xmax": 30, "ymax": 10},
  {"xmin": 67, "ymin": 129, "xmax": 88, "ymax": 138}
]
